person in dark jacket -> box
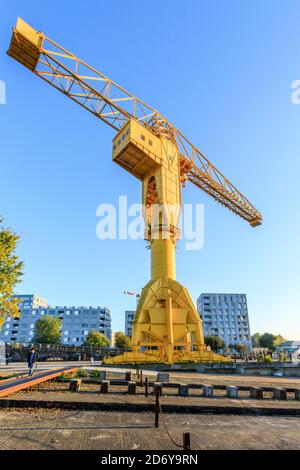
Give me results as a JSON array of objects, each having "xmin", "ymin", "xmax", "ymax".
[
  {"xmin": 5, "ymin": 351, "xmax": 11, "ymax": 366},
  {"xmin": 27, "ymin": 347, "xmax": 36, "ymax": 377}
]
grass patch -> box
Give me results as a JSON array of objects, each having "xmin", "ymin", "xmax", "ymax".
[{"xmin": 76, "ymin": 368, "xmax": 90, "ymax": 378}]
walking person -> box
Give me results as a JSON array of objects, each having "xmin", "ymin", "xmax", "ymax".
[
  {"xmin": 27, "ymin": 347, "xmax": 36, "ymax": 378},
  {"xmin": 5, "ymin": 351, "xmax": 11, "ymax": 366}
]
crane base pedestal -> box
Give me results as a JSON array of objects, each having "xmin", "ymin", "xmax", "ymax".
[
  {"xmin": 104, "ymin": 349, "xmax": 231, "ymax": 365},
  {"xmin": 104, "ymin": 276, "xmax": 232, "ymax": 365}
]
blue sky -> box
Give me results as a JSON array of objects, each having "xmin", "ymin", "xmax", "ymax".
[{"xmin": 1, "ymin": 0, "xmax": 299, "ymax": 339}]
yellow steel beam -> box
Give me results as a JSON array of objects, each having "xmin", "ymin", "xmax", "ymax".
[{"xmin": 7, "ymin": 18, "xmax": 262, "ymax": 227}]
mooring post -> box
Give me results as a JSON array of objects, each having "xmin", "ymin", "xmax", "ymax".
[
  {"xmin": 145, "ymin": 377, "xmax": 148, "ymax": 397},
  {"xmin": 183, "ymin": 432, "xmax": 191, "ymax": 450},
  {"xmin": 155, "ymin": 390, "xmax": 160, "ymax": 428},
  {"xmin": 125, "ymin": 371, "xmax": 132, "ymax": 381}
]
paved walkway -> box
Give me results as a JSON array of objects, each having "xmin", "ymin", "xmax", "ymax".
[
  {"xmin": 2, "ymin": 363, "xmax": 300, "ymax": 388},
  {"xmin": 0, "ymin": 409, "xmax": 299, "ymax": 449}
]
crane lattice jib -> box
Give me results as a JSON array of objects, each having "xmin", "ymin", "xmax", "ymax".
[{"xmin": 8, "ymin": 20, "xmax": 262, "ymax": 227}]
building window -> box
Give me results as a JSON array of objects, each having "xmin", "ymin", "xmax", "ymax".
[
  {"xmin": 141, "ymin": 134, "xmax": 145, "ymax": 141},
  {"xmin": 148, "ymin": 139, "xmax": 153, "ymax": 146}
]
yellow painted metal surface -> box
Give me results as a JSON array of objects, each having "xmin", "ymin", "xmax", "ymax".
[
  {"xmin": 7, "ymin": 18, "xmax": 262, "ymax": 226},
  {"xmin": 112, "ymin": 120, "xmax": 162, "ymax": 180},
  {"xmin": 108, "ymin": 119, "xmax": 232, "ymax": 364},
  {"xmin": 7, "ymin": 20, "xmax": 243, "ymax": 365},
  {"xmin": 151, "ymin": 239, "xmax": 176, "ymax": 280},
  {"xmin": 7, "ymin": 18, "xmax": 43, "ymax": 71}
]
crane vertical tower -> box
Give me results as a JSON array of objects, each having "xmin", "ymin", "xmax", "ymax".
[{"xmin": 8, "ymin": 18, "xmax": 262, "ymax": 364}]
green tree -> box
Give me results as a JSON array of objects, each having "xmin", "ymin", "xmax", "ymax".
[
  {"xmin": 273, "ymin": 334, "xmax": 287, "ymax": 347},
  {"xmin": 0, "ymin": 217, "xmax": 23, "ymax": 328},
  {"xmin": 33, "ymin": 315, "xmax": 61, "ymax": 344},
  {"xmin": 115, "ymin": 331, "xmax": 131, "ymax": 349},
  {"xmin": 233, "ymin": 343, "xmax": 248, "ymax": 356},
  {"xmin": 251, "ymin": 333, "xmax": 261, "ymax": 348},
  {"xmin": 84, "ymin": 330, "xmax": 110, "ymax": 347},
  {"xmin": 259, "ymin": 332, "xmax": 277, "ymax": 350},
  {"xmin": 251, "ymin": 332, "xmax": 288, "ymax": 350},
  {"xmin": 204, "ymin": 335, "xmax": 225, "ymax": 352}
]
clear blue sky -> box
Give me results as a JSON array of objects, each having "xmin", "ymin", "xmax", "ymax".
[{"xmin": 1, "ymin": 0, "xmax": 299, "ymax": 339}]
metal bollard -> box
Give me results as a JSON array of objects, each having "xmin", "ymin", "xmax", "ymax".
[
  {"xmin": 127, "ymin": 381, "xmax": 136, "ymax": 395},
  {"xmin": 69, "ymin": 379, "xmax": 81, "ymax": 392},
  {"xmin": 183, "ymin": 432, "xmax": 191, "ymax": 450},
  {"xmin": 226, "ymin": 386, "xmax": 239, "ymax": 398},
  {"xmin": 202, "ymin": 384, "xmax": 214, "ymax": 397},
  {"xmin": 99, "ymin": 370, "xmax": 107, "ymax": 380},
  {"xmin": 250, "ymin": 387, "xmax": 263, "ymax": 399},
  {"xmin": 178, "ymin": 383, "xmax": 189, "ymax": 397},
  {"xmin": 157, "ymin": 372, "xmax": 170, "ymax": 383},
  {"xmin": 125, "ymin": 371, "xmax": 132, "ymax": 381},
  {"xmin": 100, "ymin": 380, "xmax": 109, "ymax": 394},
  {"xmin": 140, "ymin": 370, "xmax": 143, "ymax": 387},
  {"xmin": 155, "ymin": 390, "xmax": 160, "ymax": 428},
  {"xmin": 273, "ymin": 388, "xmax": 287, "ymax": 400},
  {"xmin": 153, "ymin": 382, "xmax": 162, "ymax": 396}
]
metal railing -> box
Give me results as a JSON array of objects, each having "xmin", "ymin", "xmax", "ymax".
[{"xmin": 4, "ymin": 342, "xmax": 129, "ymax": 362}]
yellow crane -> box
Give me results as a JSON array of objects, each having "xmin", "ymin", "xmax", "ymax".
[{"xmin": 8, "ymin": 18, "xmax": 262, "ymax": 364}]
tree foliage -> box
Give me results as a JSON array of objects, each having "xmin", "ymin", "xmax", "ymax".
[
  {"xmin": 204, "ymin": 335, "xmax": 225, "ymax": 352},
  {"xmin": 33, "ymin": 315, "xmax": 61, "ymax": 344},
  {"xmin": 273, "ymin": 335, "xmax": 287, "ymax": 347},
  {"xmin": 115, "ymin": 331, "xmax": 131, "ymax": 349},
  {"xmin": 0, "ymin": 217, "xmax": 23, "ymax": 328},
  {"xmin": 84, "ymin": 330, "xmax": 110, "ymax": 347},
  {"xmin": 258, "ymin": 332, "xmax": 276, "ymax": 349},
  {"xmin": 251, "ymin": 333, "xmax": 261, "ymax": 348},
  {"xmin": 232, "ymin": 343, "xmax": 248, "ymax": 355},
  {"xmin": 251, "ymin": 332, "xmax": 287, "ymax": 350}
]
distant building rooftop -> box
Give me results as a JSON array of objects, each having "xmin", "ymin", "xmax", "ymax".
[{"xmin": 276, "ymin": 341, "xmax": 300, "ymax": 351}]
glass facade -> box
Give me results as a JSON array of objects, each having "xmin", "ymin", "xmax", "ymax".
[{"xmin": 197, "ymin": 293, "xmax": 252, "ymax": 350}]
